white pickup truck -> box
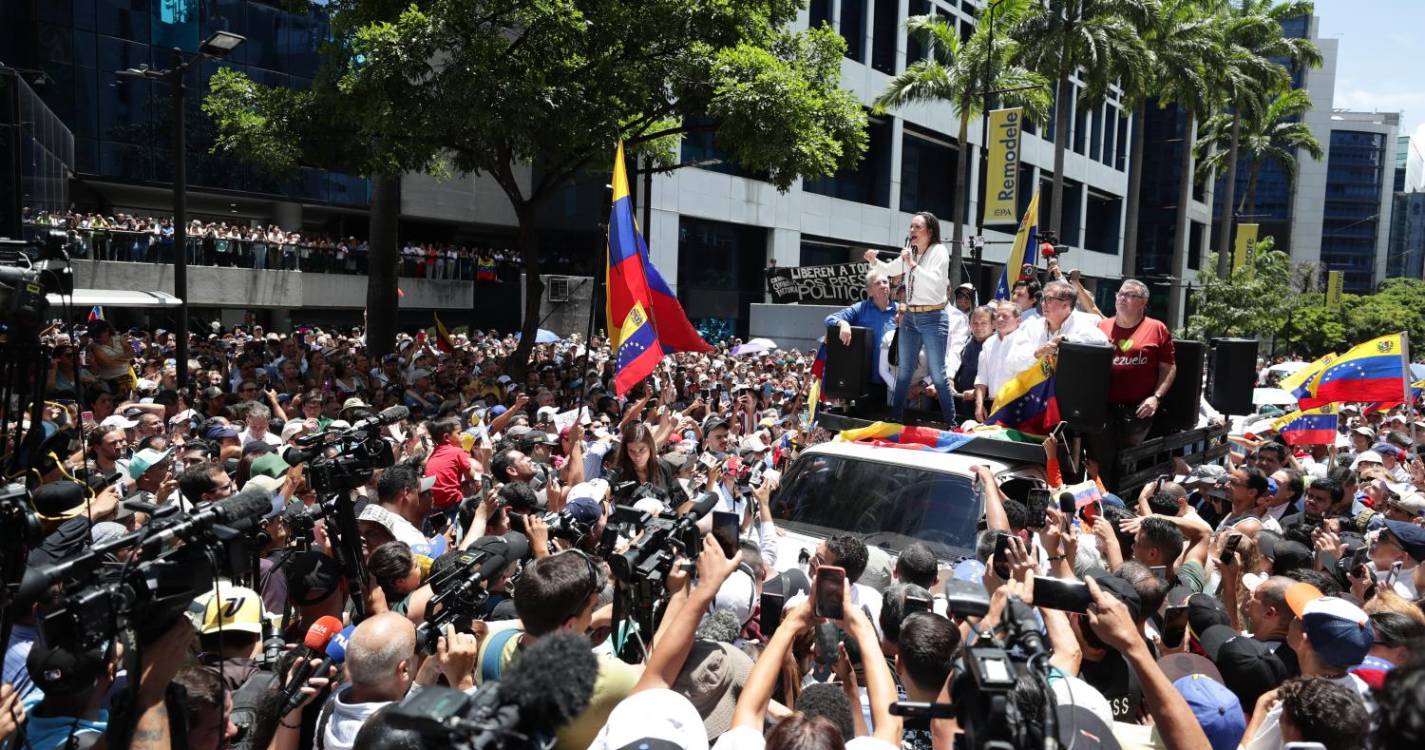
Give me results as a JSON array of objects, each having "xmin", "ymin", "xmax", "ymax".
[{"xmin": 765, "ymin": 437, "xmax": 1050, "ymax": 576}]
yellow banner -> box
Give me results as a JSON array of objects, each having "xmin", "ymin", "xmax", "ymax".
[
  {"xmin": 1232, "ymin": 223, "xmax": 1259, "ymax": 272},
  {"xmin": 1326, "ymin": 270, "xmax": 1343, "ymax": 309},
  {"xmin": 982, "ymin": 107, "xmax": 1023, "ymax": 226}
]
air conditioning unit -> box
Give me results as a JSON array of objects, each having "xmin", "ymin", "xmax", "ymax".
[{"xmin": 548, "ymin": 276, "xmax": 570, "ymax": 302}]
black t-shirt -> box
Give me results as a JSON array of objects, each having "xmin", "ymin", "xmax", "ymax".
[
  {"xmin": 1079, "ymin": 651, "xmax": 1143, "ymax": 722},
  {"xmin": 29, "ymin": 517, "xmax": 92, "ymax": 566}
]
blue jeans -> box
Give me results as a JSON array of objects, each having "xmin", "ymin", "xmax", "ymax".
[{"xmin": 891, "ymin": 309, "xmax": 957, "ymax": 426}]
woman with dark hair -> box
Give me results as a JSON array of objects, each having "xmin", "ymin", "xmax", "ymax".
[
  {"xmin": 863, "ymin": 211, "xmax": 959, "ymax": 426},
  {"xmin": 609, "ymin": 422, "xmax": 687, "ymax": 507},
  {"xmin": 87, "ymin": 319, "xmax": 134, "ymax": 396}
]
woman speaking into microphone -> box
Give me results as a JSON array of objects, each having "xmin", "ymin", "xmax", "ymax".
[{"xmin": 863, "ymin": 211, "xmax": 958, "ymax": 426}]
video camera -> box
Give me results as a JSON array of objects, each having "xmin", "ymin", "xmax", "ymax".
[
  {"xmin": 281, "ymin": 405, "xmax": 406, "ymax": 494},
  {"xmin": 415, "ymin": 531, "xmax": 530, "ymax": 654},
  {"xmin": 890, "ymin": 595, "xmax": 1059, "ymax": 750},
  {"xmin": 0, "ymin": 232, "xmax": 72, "ymax": 335},
  {"xmin": 16, "ymin": 487, "xmax": 273, "ymax": 650},
  {"xmin": 604, "ymin": 491, "xmax": 718, "ymax": 585}
]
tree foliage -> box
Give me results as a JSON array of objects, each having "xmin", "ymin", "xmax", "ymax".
[{"xmin": 204, "ymin": 0, "xmax": 868, "ymax": 371}]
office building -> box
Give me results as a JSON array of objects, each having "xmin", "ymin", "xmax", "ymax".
[
  {"xmin": 1317, "ymin": 110, "xmax": 1397, "ymax": 293},
  {"xmin": 1387, "ymin": 191, "xmax": 1425, "ymax": 281},
  {"xmin": 1396, "ymin": 135, "xmax": 1424, "ymax": 193}
]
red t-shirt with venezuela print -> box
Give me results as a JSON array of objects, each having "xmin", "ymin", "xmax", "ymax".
[{"xmin": 1098, "ymin": 316, "xmax": 1175, "ymax": 405}]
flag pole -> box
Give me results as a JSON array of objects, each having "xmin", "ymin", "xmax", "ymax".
[{"xmin": 1403, "ymin": 331, "xmax": 1415, "ymax": 445}]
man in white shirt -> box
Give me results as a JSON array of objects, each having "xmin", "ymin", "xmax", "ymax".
[
  {"xmin": 1001, "ymin": 280, "xmax": 1109, "ymax": 378},
  {"xmin": 974, "ymin": 300, "xmax": 1023, "ymax": 422}
]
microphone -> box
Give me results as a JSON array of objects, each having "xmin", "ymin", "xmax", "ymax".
[
  {"xmin": 278, "ymin": 615, "xmax": 344, "ymax": 715},
  {"xmin": 280, "ymin": 623, "xmax": 355, "ymax": 715},
  {"xmin": 683, "ymin": 491, "xmax": 720, "ymax": 522},
  {"xmin": 350, "ymin": 405, "xmax": 409, "ymax": 432},
  {"xmin": 137, "ymin": 485, "xmax": 274, "ymax": 555}
]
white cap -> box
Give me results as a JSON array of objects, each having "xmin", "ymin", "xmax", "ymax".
[
  {"xmin": 738, "ymin": 435, "xmax": 769, "ymax": 454},
  {"xmin": 588, "ymin": 689, "xmax": 709, "ymax": 750},
  {"xmin": 1351, "ymin": 450, "xmax": 1383, "ymax": 469},
  {"xmin": 100, "ymin": 414, "xmax": 138, "ymax": 429}
]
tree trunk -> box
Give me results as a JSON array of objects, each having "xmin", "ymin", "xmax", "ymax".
[
  {"xmin": 1122, "ymin": 100, "xmax": 1146, "ymax": 278},
  {"xmin": 1243, "ymin": 158, "xmax": 1262, "ymax": 219},
  {"xmin": 1049, "ymin": 75, "xmax": 1072, "ymax": 237},
  {"xmin": 507, "ymin": 203, "xmax": 545, "ymax": 380},
  {"xmin": 364, "ymin": 172, "xmax": 401, "ymax": 359},
  {"xmin": 950, "ymin": 109, "xmax": 970, "ymax": 286},
  {"xmin": 1167, "ymin": 109, "xmax": 1195, "ymax": 330},
  {"xmin": 1215, "ymin": 112, "xmax": 1242, "ymax": 277}
]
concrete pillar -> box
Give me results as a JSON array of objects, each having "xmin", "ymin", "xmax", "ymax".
[{"xmin": 272, "ymin": 201, "xmax": 302, "ymax": 231}]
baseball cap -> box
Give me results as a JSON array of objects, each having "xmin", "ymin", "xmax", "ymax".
[
  {"xmin": 91, "ymin": 521, "xmax": 128, "ymax": 546},
  {"xmin": 1351, "ymin": 450, "xmax": 1383, "ymax": 469},
  {"xmin": 1156, "ymin": 653, "xmax": 1224, "ymax": 685},
  {"xmin": 1085, "ymin": 569, "xmax": 1142, "ymax": 622},
  {"xmin": 203, "ymin": 386, "xmax": 225, "ymax": 400},
  {"xmin": 204, "ymin": 423, "xmax": 240, "ymax": 441},
  {"xmin": 32, "ymin": 480, "xmax": 89, "ymax": 521},
  {"xmin": 519, "ymin": 431, "xmax": 558, "ymax": 447},
  {"xmin": 1054, "ymin": 704, "xmax": 1121, "ymax": 750},
  {"xmin": 1371, "ymin": 442, "xmax": 1401, "ymax": 460},
  {"xmin": 1351, "ymin": 425, "xmax": 1376, "ymax": 439},
  {"xmin": 341, "ymin": 396, "xmax": 371, "ymax": 413},
  {"xmin": 712, "ymin": 568, "xmax": 758, "ymax": 626},
  {"xmin": 280, "ymin": 420, "xmax": 307, "ymax": 442},
  {"xmin": 738, "ymin": 434, "xmax": 769, "ymax": 454},
  {"xmin": 588, "ymin": 688, "xmax": 709, "ymax": 750},
  {"xmin": 99, "ymin": 414, "xmax": 138, "ymax": 430},
  {"xmin": 1187, "ymin": 593, "xmax": 1231, "ymax": 639},
  {"xmin": 671, "ymin": 641, "xmax": 754, "ymax": 738},
  {"xmin": 26, "ymin": 640, "xmax": 106, "ymax": 694},
  {"xmin": 536, "ymin": 406, "xmax": 559, "ymax": 422},
  {"xmin": 1381, "ymin": 519, "xmax": 1425, "ymax": 562},
  {"xmin": 287, "ymin": 550, "xmax": 344, "ymax": 606},
  {"xmin": 1173, "ymin": 675, "xmax": 1245, "ymax": 750},
  {"xmin": 127, "ymin": 446, "xmax": 174, "ymax": 480},
  {"xmin": 565, "ymin": 498, "xmax": 603, "ymax": 527},
  {"xmin": 1300, "ymin": 596, "xmax": 1374, "ymax": 668},
  {"xmin": 1196, "ymin": 624, "xmax": 1289, "ymax": 710},
  {"xmin": 192, "ymin": 583, "xmax": 267, "ymax": 635},
  {"xmin": 250, "ymin": 452, "xmax": 291, "ymax": 480}
]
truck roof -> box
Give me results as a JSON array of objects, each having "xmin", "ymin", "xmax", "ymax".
[{"xmin": 802, "ymin": 439, "xmax": 1043, "ymax": 479}]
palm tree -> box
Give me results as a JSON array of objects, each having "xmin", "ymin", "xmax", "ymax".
[
  {"xmin": 1196, "ymin": 87, "xmax": 1324, "ymax": 221},
  {"xmin": 873, "ymin": 6, "xmax": 1050, "ymax": 284},
  {"xmin": 1010, "ymin": 0, "xmax": 1152, "ymax": 239},
  {"xmin": 1119, "ymin": 0, "xmax": 1218, "ymax": 279},
  {"xmin": 1209, "ymin": 0, "xmax": 1321, "ymax": 276}
]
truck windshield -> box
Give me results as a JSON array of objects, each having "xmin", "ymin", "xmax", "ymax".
[{"xmin": 769, "ymin": 453, "xmax": 983, "ymax": 559}]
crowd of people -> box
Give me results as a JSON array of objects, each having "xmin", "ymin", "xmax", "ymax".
[
  {"xmin": 5, "ymin": 263, "xmax": 1425, "ymax": 750},
  {"xmin": 20, "ymin": 210, "xmax": 614, "ymax": 277}
]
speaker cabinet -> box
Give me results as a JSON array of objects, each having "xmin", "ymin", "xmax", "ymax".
[
  {"xmin": 823, "ymin": 325, "xmax": 871, "ymax": 400},
  {"xmin": 1158, "ymin": 339, "xmax": 1205, "ymax": 434},
  {"xmin": 1057, "ymin": 341, "xmax": 1113, "ymax": 433},
  {"xmin": 1208, "ymin": 338, "xmax": 1259, "ymax": 416}
]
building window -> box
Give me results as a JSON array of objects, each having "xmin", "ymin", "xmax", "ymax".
[
  {"xmin": 805, "ymin": 114, "xmax": 893, "ymax": 207},
  {"xmin": 899, "ymin": 126, "xmax": 957, "ymax": 222},
  {"xmin": 841, "ymin": 0, "xmax": 866, "ymax": 64},
  {"xmin": 906, "ymin": 0, "xmax": 930, "ymax": 65},
  {"xmin": 678, "ymin": 217, "xmax": 768, "ymax": 339},
  {"xmin": 1083, "ymin": 190, "xmax": 1121, "ymax": 255},
  {"xmin": 810, "ymin": 0, "xmax": 833, "ymax": 28},
  {"xmin": 871, "ymin": 0, "xmax": 898, "ymax": 74},
  {"xmin": 1322, "ymin": 129, "xmax": 1386, "ymax": 292}
]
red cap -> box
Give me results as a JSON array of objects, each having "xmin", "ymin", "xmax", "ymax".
[{"xmin": 304, "ymin": 615, "xmax": 344, "ymax": 650}]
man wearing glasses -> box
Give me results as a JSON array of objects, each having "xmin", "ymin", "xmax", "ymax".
[
  {"xmin": 1001, "ymin": 279, "xmax": 1109, "ymax": 378},
  {"xmin": 1086, "ymin": 279, "xmax": 1178, "ymax": 473}
]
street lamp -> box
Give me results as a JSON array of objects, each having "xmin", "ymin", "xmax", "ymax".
[{"xmin": 116, "ymin": 31, "xmax": 245, "ymax": 391}]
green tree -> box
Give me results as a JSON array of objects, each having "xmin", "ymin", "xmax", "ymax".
[
  {"xmin": 1186, "ymin": 239, "xmax": 1294, "ymax": 340},
  {"xmin": 1205, "ymin": 0, "xmax": 1321, "ymax": 276},
  {"xmin": 1196, "ymin": 87, "xmax": 1324, "ymax": 233},
  {"xmin": 1011, "ymin": 0, "xmax": 1151, "ymax": 239},
  {"xmin": 873, "ymin": 4, "xmax": 1050, "ymax": 284},
  {"xmin": 206, "ymin": 0, "xmax": 868, "ymax": 371},
  {"xmin": 1344, "ymin": 278, "xmax": 1425, "ymax": 349}
]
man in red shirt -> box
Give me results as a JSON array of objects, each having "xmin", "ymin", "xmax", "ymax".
[
  {"xmin": 1091, "ymin": 279, "xmax": 1177, "ymax": 476},
  {"xmin": 423, "ymin": 417, "xmax": 482, "ymax": 511}
]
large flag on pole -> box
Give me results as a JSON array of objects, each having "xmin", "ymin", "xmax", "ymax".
[
  {"xmin": 994, "ymin": 191, "xmax": 1041, "ymax": 300},
  {"xmin": 1297, "ymin": 333, "xmax": 1409, "ymax": 409},
  {"xmin": 605, "ymin": 142, "xmax": 711, "ymax": 394}
]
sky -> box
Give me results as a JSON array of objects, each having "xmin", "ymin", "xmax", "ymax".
[{"xmin": 1313, "ymin": 0, "xmax": 1425, "ymax": 143}]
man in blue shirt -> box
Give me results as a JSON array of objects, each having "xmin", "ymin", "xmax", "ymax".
[{"xmin": 824, "ymin": 269, "xmax": 898, "ymax": 406}]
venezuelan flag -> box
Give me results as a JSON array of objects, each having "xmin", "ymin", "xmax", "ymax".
[
  {"xmin": 1270, "ymin": 404, "xmax": 1338, "ymax": 446},
  {"xmin": 1280, "ymin": 352, "xmax": 1337, "ymax": 401},
  {"xmin": 433, "ymin": 312, "xmax": 456, "ymax": 354},
  {"xmin": 836, "ymin": 421, "xmax": 973, "ymax": 453},
  {"xmin": 808, "ymin": 342, "xmax": 827, "ymax": 424},
  {"xmin": 1066, "ymin": 480, "xmax": 1103, "ymax": 510},
  {"xmin": 994, "ymin": 191, "xmax": 1041, "ymax": 300},
  {"xmin": 987, "ymin": 356, "xmax": 1060, "ymax": 435},
  {"xmin": 1297, "ymin": 333, "xmax": 1409, "ymax": 409},
  {"xmin": 606, "ymin": 142, "xmax": 667, "ymax": 395},
  {"xmin": 88, "ymin": 305, "xmax": 104, "ymax": 322}
]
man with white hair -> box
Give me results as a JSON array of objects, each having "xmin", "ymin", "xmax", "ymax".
[
  {"xmin": 1001, "ymin": 279, "xmax": 1109, "ymax": 377},
  {"xmin": 973, "ymin": 300, "xmax": 1024, "ymax": 422},
  {"xmin": 825, "ymin": 268, "xmax": 898, "ymax": 405},
  {"xmin": 238, "ymin": 402, "xmax": 281, "ymax": 449}
]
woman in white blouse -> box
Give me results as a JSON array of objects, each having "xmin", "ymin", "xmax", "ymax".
[{"xmin": 863, "ymin": 211, "xmax": 958, "ymax": 426}]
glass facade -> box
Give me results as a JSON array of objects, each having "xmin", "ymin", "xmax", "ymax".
[
  {"xmin": 898, "ymin": 125, "xmax": 957, "ymax": 222},
  {"xmin": 677, "ymin": 217, "xmax": 768, "ymax": 341},
  {"xmin": 1321, "ymin": 130, "xmax": 1387, "ymax": 293},
  {"xmin": 2, "ymin": 69, "xmax": 76, "ymax": 239},
  {"xmin": 1132, "ymin": 100, "xmax": 1192, "ymax": 276},
  {"xmin": 1387, "ymin": 191, "xmax": 1425, "ymax": 280},
  {"xmin": 0, "ymin": 0, "xmax": 368, "ymax": 206},
  {"xmin": 804, "ymin": 114, "xmax": 893, "ymax": 207}
]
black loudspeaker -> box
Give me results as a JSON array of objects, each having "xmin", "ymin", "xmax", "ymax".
[
  {"xmin": 1208, "ymin": 338, "xmax": 1259, "ymax": 416},
  {"xmin": 1057, "ymin": 342, "xmax": 1113, "ymax": 433},
  {"xmin": 823, "ymin": 325, "xmax": 870, "ymax": 399},
  {"xmin": 1157, "ymin": 339, "xmax": 1205, "ymax": 434}
]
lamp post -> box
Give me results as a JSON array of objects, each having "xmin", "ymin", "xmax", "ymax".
[
  {"xmin": 974, "ymin": 0, "xmax": 1007, "ymax": 287},
  {"xmin": 117, "ymin": 30, "xmax": 245, "ymax": 391}
]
